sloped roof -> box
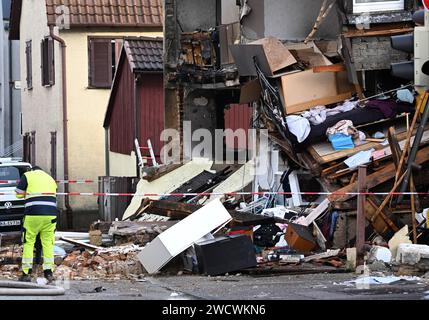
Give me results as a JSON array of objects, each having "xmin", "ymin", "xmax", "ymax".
[
  {"xmin": 10, "ymin": 0, "xmax": 163, "ymax": 39},
  {"xmin": 124, "ymin": 37, "xmax": 163, "ymax": 72},
  {"xmin": 103, "ymin": 36, "xmax": 163, "ymax": 127},
  {"xmin": 45, "ymin": 0, "xmax": 163, "ymax": 27}
]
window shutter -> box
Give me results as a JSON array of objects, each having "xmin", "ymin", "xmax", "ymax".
[
  {"xmin": 41, "ymin": 37, "xmax": 55, "ymax": 86},
  {"xmin": 89, "ymin": 38, "xmax": 113, "ymax": 88},
  {"xmin": 25, "ymin": 41, "xmax": 33, "ymax": 89},
  {"xmin": 41, "ymin": 39, "xmax": 46, "ymax": 85}
]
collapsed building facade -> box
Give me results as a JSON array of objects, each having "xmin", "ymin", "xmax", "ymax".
[{"xmin": 162, "ymin": 0, "xmax": 429, "ymax": 252}]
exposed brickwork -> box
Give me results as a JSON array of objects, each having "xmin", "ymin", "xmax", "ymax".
[{"xmin": 352, "ymin": 36, "xmax": 409, "ymax": 71}]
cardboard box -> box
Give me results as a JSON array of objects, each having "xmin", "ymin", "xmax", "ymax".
[
  {"xmin": 239, "ymin": 79, "xmax": 261, "ymax": 104},
  {"xmin": 230, "ymin": 37, "xmax": 297, "ymax": 76},
  {"xmin": 279, "ymin": 42, "xmax": 355, "ymax": 114},
  {"xmin": 249, "ymin": 37, "xmax": 297, "ymax": 74},
  {"xmin": 279, "ymin": 70, "xmax": 354, "ymax": 114}
]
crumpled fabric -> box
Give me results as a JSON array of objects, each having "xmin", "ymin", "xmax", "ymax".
[
  {"xmin": 365, "ymin": 99, "xmax": 414, "ymax": 118},
  {"xmin": 286, "ymin": 115, "xmax": 311, "ymax": 143},
  {"xmin": 326, "ymin": 120, "xmax": 358, "ymax": 137},
  {"xmin": 355, "ymin": 130, "xmax": 367, "ymax": 146},
  {"xmin": 302, "ymin": 100, "xmax": 358, "ymax": 125},
  {"xmin": 397, "ymin": 89, "xmax": 414, "ymax": 104}
]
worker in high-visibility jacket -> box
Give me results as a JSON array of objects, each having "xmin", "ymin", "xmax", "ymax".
[{"xmin": 15, "ymin": 166, "xmax": 58, "ymax": 282}]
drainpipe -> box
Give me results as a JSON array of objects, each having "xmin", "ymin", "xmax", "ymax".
[
  {"xmin": 8, "ymin": 38, "xmax": 13, "ymax": 152},
  {"xmin": 49, "ymin": 25, "xmax": 72, "ymax": 230},
  {"xmin": 105, "ymin": 128, "xmax": 110, "ymax": 176}
]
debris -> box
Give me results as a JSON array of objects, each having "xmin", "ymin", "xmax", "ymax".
[
  {"xmin": 396, "ymin": 243, "xmax": 429, "ymax": 265},
  {"xmin": 346, "ymin": 248, "xmax": 357, "ymax": 270},
  {"xmin": 368, "ymin": 260, "xmax": 388, "ymax": 272},
  {"xmin": 59, "ymin": 237, "xmax": 103, "ymax": 251},
  {"xmin": 194, "ymin": 235, "xmax": 257, "ymax": 276},
  {"xmin": 55, "ymin": 244, "xmax": 144, "ymax": 280},
  {"xmin": 280, "ymin": 255, "xmax": 303, "ymax": 264},
  {"xmin": 89, "ymin": 230, "xmax": 103, "ymax": 246},
  {"xmin": 278, "ymin": 42, "xmax": 355, "ymax": 114},
  {"xmin": 296, "ymin": 199, "xmax": 330, "ymax": 227},
  {"xmin": 342, "ymin": 276, "xmax": 421, "ymax": 286},
  {"xmin": 122, "ymin": 158, "xmax": 213, "ymax": 220},
  {"xmin": 208, "ymin": 161, "xmax": 255, "ymax": 204},
  {"xmin": 284, "ymin": 223, "xmax": 318, "ymax": 253},
  {"xmin": 368, "ymin": 246, "xmax": 392, "ymax": 264},
  {"xmin": 388, "ymin": 226, "xmax": 413, "ymax": 259},
  {"xmin": 303, "ymin": 249, "xmax": 341, "ymax": 263},
  {"xmin": 137, "ymin": 199, "xmax": 232, "ymax": 274},
  {"xmin": 108, "ymin": 220, "xmax": 176, "ymax": 246}
]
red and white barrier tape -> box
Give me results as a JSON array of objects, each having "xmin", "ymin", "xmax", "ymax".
[
  {"xmin": 0, "ymin": 180, "xmax": 96, "ymax": 184},
  {"xmin": 3, "ymin": 191, "xmax": 429, "ymax": 197}
]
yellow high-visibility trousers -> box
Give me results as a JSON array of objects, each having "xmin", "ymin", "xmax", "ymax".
[{"xmin": 22, "ymin": 215, "xmax": 56, "ymax": 274}]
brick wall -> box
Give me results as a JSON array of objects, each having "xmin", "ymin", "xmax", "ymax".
[{"xmin": 352, "ymin": 36, "xmax": 409, "ymax": 71}]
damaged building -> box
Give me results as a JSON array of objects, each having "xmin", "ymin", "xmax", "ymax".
[
  {"xmin": 149, "ymin": 0, "xmax": 429, "ymax": 274},
  {"xmin": 3, "ymin": 0, "xmax": 429, "ymax": 284}
]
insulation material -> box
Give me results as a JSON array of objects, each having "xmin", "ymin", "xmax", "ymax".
[
  {"xmin": 208, "ymin": 161, "xmax": 255, "ymax": 203},
  {"xmin": 122, "ymin": 158, "xmax": 213, "ymax": 220}
]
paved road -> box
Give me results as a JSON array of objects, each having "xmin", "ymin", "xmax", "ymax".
[{"xmin": 1, "ymin": 272, "xmax": 428, "ymax": 300}]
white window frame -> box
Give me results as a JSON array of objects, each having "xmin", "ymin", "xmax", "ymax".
[{"xmin": 353, "ymin": 0, "xmax": 404, "ymax": 13}]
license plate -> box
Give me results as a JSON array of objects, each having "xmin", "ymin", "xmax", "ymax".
[{"xmin": 0, "ymin": 220, "xmax": 21, "ymax": 227}]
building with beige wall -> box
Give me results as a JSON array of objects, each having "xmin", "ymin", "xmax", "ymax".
[{"xmin": 9, "ymin": 0, "xmax": 163, "ymax": 229}]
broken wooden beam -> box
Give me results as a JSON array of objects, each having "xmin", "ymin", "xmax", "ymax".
[
  {"xmin": 328, "ymin": 145, "xmax": 429, "ymax": 202},
  {"xmin": 356, "ymin": 166, "xmax": 366, "ymax": 263},
  {"xmin": 142, "ymin": 163, "xmax": 184, "ymax": 182},
  {"xmin": 313, "ymin": 64, "xmax": 346, "ymax": 73},
  {"xmin": 59, "ymin": 237, "xmax": 103, "ymax": 251}
]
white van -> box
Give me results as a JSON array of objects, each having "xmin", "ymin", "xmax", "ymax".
[{"xmin": 0, "ymin": 158, "xmax": 32, "ymax": 238}]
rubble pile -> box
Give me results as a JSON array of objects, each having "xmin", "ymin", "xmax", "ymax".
[{"xmin": 56, "ymin": 245, "xmax": 144, "ymax": 280}]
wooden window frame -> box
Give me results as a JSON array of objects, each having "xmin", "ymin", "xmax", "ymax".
[{"xmin": 88, "ymin": 37, "xmax": 124, "ymax": 89}]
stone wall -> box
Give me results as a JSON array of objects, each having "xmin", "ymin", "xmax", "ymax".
[{"xmin": 352, "ymin": 36, "xmax": 409, "ymax": 71}]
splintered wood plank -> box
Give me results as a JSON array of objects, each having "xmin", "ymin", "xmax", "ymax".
[
  {"xmin": 325, "ymin": 128, "xmax": 429, "ymax": 179},
  {"xmin": 326, "ymin": 127, "xmax": 429, "ymax": 174},
  {"xmin": 313, "ymin": 64, "xmax": 346, "ymax": 73},
  {"xmin": 308, "ymin": 125, "xmax": 412, "ymax": 164},
  {"xmin": 329, "ymin": 145, "xmax": 429, "ymax": 202},
  {"xmin": 343, "ymin": 27, "xmax": 414, "ymax": 38}
]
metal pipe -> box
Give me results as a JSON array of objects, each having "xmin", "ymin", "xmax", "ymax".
[
  {"xmin": 105, "ymin": 128, "xmax": 110, "ymax": 177},
  {"xmin": 0, "ymin": 280, "xmax": 65, "ymax": 296},
  {"xmin": 49, "ymin": 25, "xmax": 72, "ymax": 230},
  {"xmin": 8, "ymin": 38, "xmax": 13, "ymax": 153}
]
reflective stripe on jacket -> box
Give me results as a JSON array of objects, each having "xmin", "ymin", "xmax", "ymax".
[{"xmin": 23, "ymin": 170, "xmax": 58, "ymax": 216}]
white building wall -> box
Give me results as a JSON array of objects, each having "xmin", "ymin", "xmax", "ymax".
[{"xmin": 19, "ymin": 0, "xmax": 65, "ymax": 200}]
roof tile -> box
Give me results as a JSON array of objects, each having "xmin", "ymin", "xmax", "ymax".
[
  {"xmin": 124, "ymin": 37, "xmax": 163, "ymax": 72},
  {"xmin": 46, "ymin": 0, "xmax": 163, "ymax": 27}
]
